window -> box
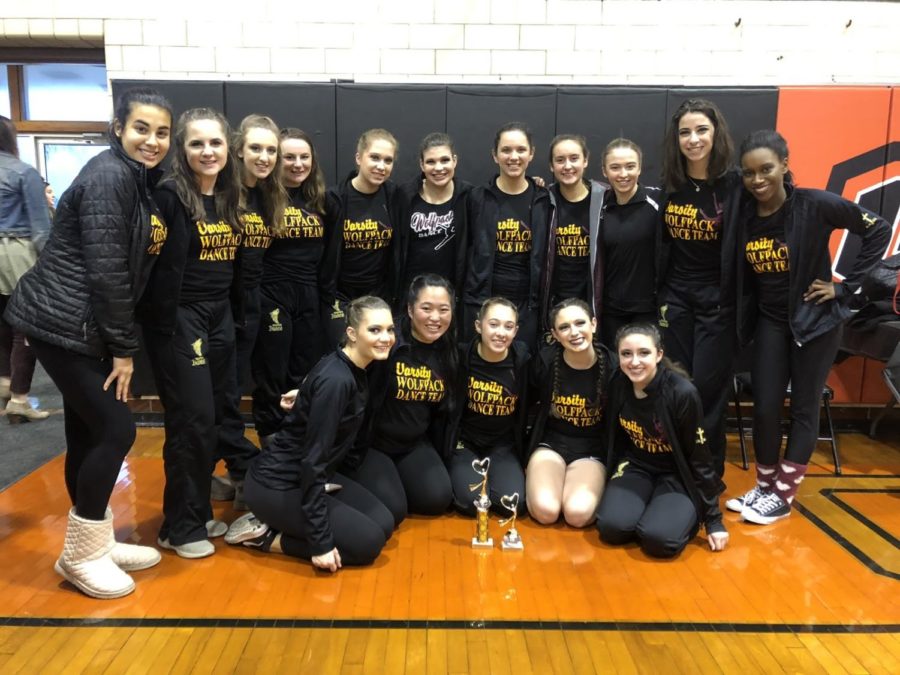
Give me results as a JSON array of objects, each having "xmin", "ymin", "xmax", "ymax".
[{"xmin": 23, "ymin": 64, "xmax": 108, "ymax": 121}]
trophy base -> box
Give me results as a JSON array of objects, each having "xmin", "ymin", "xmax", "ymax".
[
  {"xmin": 501, "ymin": 537, "xmax": 524, "ymax": 550},
  {"xmin": 471, "ymin": 537, "xmax": 494, "ymax": 548}
]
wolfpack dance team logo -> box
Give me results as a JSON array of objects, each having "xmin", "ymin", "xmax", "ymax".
[
  {"xmin": 268, "ymin": 308, "xmax": 283, "ymax": 332},
  {"xmin": 551, "ymin": 392, "xmax": 602, "ymax": 428},
  {"xmin": 619, "ymin": 416, "xmax": 672, "ymax": 454},
  {"xmin": 664, "ymin": 200, "xmax": 721, "ymax": 241},
  {"xmin": 191, "ymin": 338, "xmax": 206, "ymax": 367},
  {"xmin": 466, "ymin": 376, "xmax": 517, "ymax": 416},
  {"xmin": 394, "ymin": 362, "xmax": 445, "ymax": 403},
  {"xmin": 241, "ymin": 211, "xmax": 272, "ymax": 250},
  {"xmin": 746, "ymin": 237, "xmax": 789, "ymax": 274},
  {"xmin": 147, "ymin": 214, "xmax": 167, "ymax": 255},
  {"xmin": 410, "ymin": 210, "xmax": 455, "ymax": 250},
  {"xmin": 556, "ymin": 223, "xmax": 589, "ymax": 257},
  {"xmin": 496, "ymin": 218, "xmax": 532, "ymax": 253},
  {"xmin": 343, "ymin": 218, "xmax": 391, "ymax": 250}
]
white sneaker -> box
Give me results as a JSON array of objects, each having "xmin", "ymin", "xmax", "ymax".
[
  {"xmin": 157, "ymin": 537, "xmax": 215, "ymax": 559},
  {"xmin": 725, "ymin": 485, "xmax": 765, "ymax": 513},
  {"xmin": 206, "ymin": 519, "xmax": 228, "ymax": 538},
  {"xmin": 225, "ymin": 513, "xmax": 269, "ymax": 545}
]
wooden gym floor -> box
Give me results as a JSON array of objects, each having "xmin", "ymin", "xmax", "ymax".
[{"xmin": 0, "ymin": 428, "xmax": 897, "ymax": 673}]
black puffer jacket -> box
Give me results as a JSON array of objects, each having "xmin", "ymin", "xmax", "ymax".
[{"xmin": 4, "ymin": 135, "xmax": 161, "ymax": 359}]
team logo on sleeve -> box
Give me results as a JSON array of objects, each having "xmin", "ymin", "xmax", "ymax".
[
  {"xmin": 696, "ymin": 427, "xmax": 707, "ymax": 445},
  {"xmin": 658, "ymin": 304, "xmax": 669, "ymax": 328},
  {"xmin": 330, "ymin": 300, "xmax": 345, "ymax": 320},
  {"xmin": 268, "ymin": 308, "xmax": 283, "ymax": 332},
  {"xmin": 191, "ymin": 338, "xmax": 206, "ymax": 367}
]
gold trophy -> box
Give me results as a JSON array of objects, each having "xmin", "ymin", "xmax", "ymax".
[
  {"xmin": 499, "ymin": 493, "xmax": 524, "ymax": 550},
  {"xmin": 469, "ymin": 458, "xmax": 493, "ymax": 548}
]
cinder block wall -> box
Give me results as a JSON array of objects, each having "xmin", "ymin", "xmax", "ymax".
[{"xmin": 1, "ymin": 1, "xmax": 897, "ymax": 85}]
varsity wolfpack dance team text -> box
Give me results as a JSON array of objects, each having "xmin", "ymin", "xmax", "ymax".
[{"xmin": 4, "ymin": 88, "xmax": 890, "ymax": 599}]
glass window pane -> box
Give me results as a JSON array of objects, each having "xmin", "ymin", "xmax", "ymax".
[
  {"xmin": 40, "ymin": 139, "xmax": 109, "ymax": 198},
  {"xmin": 0, "ymin": 66, "xmax": 10, "ymax": 118},
  {"xmin": 23, "ymin": 64, "xmax": 108, "ymax": 121}
]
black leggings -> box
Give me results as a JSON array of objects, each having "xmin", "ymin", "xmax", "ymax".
[
  {"xmin": 658, "ymin": 283, "xmax": 734, "ymax": 476},
  {"xmin": 251, "ymin": 281, "xmax": 323, "ymax": 437},
  {"xmin": 216, "ymin": 285, "xmax": 261, "ymax": 479},
  {"xmin": 30, "ymin": 338, "xmax": 136, "ymax": 521},
  {"xmin": 348, "ymin": 440, "xmax": 453, "ymax": 524},
  {"xmin": 596, "ymin": 462, "xmax": 698, "ymax": 559},
  {"xmin": 0, "ymin": 295, "xmax": 37, "ymax": 395},
  {"xmin": 244, "ymin": 471, "xmax": 392, "ymax": 566},
  {"xmin": 144, "ymin": 299, "xmax": 235, "ymax": 545},
  {"xmin": 751, "ymin": 317, "xmax": 843, "ymax": 466},
  {"xmin": 448, "ymin": 444, "xmax": 526, "ymax": 517}
]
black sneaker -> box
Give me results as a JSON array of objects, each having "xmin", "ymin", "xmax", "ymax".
[
  {"xmin": 742, "ymin": 491, "xmax": 791, "ymax": 525},
  {"xmin": 725, "ymin": 485, "xmax": 765, "ymax": 513}
]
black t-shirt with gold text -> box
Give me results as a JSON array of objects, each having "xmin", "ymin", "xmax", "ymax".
[
  {"xmin": 664, "ymin": 183, "xmax": 722, "ymax": 286},
  {"xmin": 618, "ymin": 384, "xmax": 676, "ymax": 474},
  {"xmin": 263, "ymin": 187, "xmax": 325, "ymax": 286},
  {"xmin": 544, "ymin": 357, "xmax": 604, "ymax": 440},
  {"xmin": 374, "ymin": 339, "xmax": 446, "ymax": 455},
  {"xmin": 745, "ymin": 208, "xmax": 790, "ymax": 324},
  {"xmin": 552, "ymin": 192, "xmax": 590, "ymax": 301},
  {"xmin": 146, "ymin": 201, "xmax": 167, "ymax": 257},
  {"xmin": 180, "ymin": 194, "xmax": 240, "ymax": 303},
  {"xmin": 340, "ymin": 185, "xmax": 392, "ymax": 298},
  {"xmin": 459, "ymin": 350, "xmax": 519, "ymax": 451},
  {"xmin": 492, "ymin": 184, "xmax": 533, "ymax": 302},
  {"xmin": 240, "ymin": 187, "xmax": 273, "ymax": 289}
]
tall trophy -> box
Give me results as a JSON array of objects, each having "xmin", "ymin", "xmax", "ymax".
[
  {"xmin": 469, "ymin": 458, "xmax": 493, "ymax": 548},
  {"xmin": 499, "ymin": 493, "xmax": 524, "ymax": 550}
]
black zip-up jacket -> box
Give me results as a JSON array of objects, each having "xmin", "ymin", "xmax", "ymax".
[
  {"xmin": 5, "ymin": 135, "xmax": 162, "ymax": 359},
  {"xmin": 320, "ymin": 171, "xmax": 399, "ymax": 305},
  {"xmin": 138, "ymin": 182, "xmax": 244, "ymax": 334},
  {"xmin": 444, "ymin": 338, "xmax": 531, "ymax": 464},
  {"xmin": 389, "ymin": 176, "xmax": 472, "ymax": 310},
  {"xmin": 736, "ymin": 185, "xmax": 891, "ymax": 347},
  {"xmin": 657, "ymin": 170, "xmax": 744, "ymax": 312},
  {"xmin": 463, "ymin": 176, "xmax": 553, "ymax": 326},
  {"xmin": 604, "ymin": 366, "xmax": 725, "ymax": 534},
  {"xmin": 526, "ymin": 341, "xmax": 616, "ymax": 459},
  {"xmin": 249, "ymin": 349, "xmax": 369, "ymax": 555}
]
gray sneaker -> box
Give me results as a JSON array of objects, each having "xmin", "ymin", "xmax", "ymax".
[
  {"xmin": 225, "ymin": 513, "xmax": 269, "ymax": 545},
  {"xmin": 157, "ymin": 537, "xmax": 215, "ymax": 559}
]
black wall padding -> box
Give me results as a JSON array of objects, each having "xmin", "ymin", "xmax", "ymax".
[
  {"xmin": 556, "ymin": 87, "xmax": 668, "ymax": 186},
  {"xmin": 224, "ymin": 83, "xmax": 338, "ymax": 185},
  {"xmin": 447, "ymin": 85, "xmax": 557, "ymax": 188},
  {"xmin": 335, "ymin": 84, "xmax": 447, "ymax": 185}
]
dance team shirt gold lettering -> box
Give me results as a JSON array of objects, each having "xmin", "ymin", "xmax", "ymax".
[
  {"xmin": 496, "ymin": 218, "xmax": 532, "ymax": 254},
  {"xmin": 147, "ymin": 213, "xmax": 167, "ymax": 255},
  {"xmin": 394, "ymin": 362, "xmax": 445, "ymax": 403},
  {"xmin": 344, "ymin": 217, "xmax": 392, "ymax": 250},
  {"xmin": 240, "ymin": 211, "xmax": 272, "ymax": 250},
  {"xmin": 555, "ymin": 222, "xmax": 589, "ymax": 258},
  {"xmin": 552, "ymin": 393, "xmax": 602, "ymax": 428},
  {"xmin": 664, "ymin": 202, "xmax": 721, "ymax": 242},
  {"xmin": 745, "ymin": 236, "xmax": 789, "ymax": 274},
  {"xmin": 618, "ymin": 415, "xmax": 672, "ymax": 454},
  {"xmin": 197, "ymin": 218, "xmax": 240, "ymax": 262},
  {"xmin": 466, "ymin": 376, "xmax": 517, "ymax": 417},
  {"xmin": 280, "ymin": 205, "xmax": 324, "ymax": 240}
]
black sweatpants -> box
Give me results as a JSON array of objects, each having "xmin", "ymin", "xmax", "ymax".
[
  {"xmin": 658, "ymin": 282, "xmax": 734, "ymax": 476},
  {"xmin": 216, "ymin": 285, "xmax": 261, "ymax": 479},
  {"xmin": 751, "ymin": 317, "xmax": 843, "ymax": 466},
  {"xmin": 600, "ymin": 310, "xmax": 657, "ymax": 351},
  {"xmin": 348, "ymin": 439, "xmax": 453, "ymax": 524},
  {"xmin": 144, "ymin": 299, "xmax": 235, "ymax": 545},
  {"xmin": 251, "ymin": 281, "xmax": 323, "ymax": 437},
  {"xmin": 30, "ymin": 338, "xmax": 136, "ymax": 521},
  {"xmin": 448, "ymin": 444, "xmax": 526, "ymax": 517},
  {"xmin": 244, "ymin": 470, "xmax": 392, "ymax": 566},
  {"xmin": 596, "ymin": 462, "xmax": 699, "ymax": 558}
]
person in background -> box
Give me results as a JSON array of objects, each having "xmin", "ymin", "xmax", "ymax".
[
  {"xmin": 0, "ymin": 115, "xmax": 53, "ymax": 421},
  {"xmin": 251, "ymin": 128, "xmax": 327, "ymax": 445},
  {"xmin": 4, "ymin": 88, "xmax": 173, "ymax": 598}
]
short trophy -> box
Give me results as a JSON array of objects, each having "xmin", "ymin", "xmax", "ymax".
[
  {"xmin": 499, "ymin": 492, "xmax": 524, "ymax": 550},
  {"xmin": 469, "ymin": 457, "xmax": 493, "ymax": 548}
]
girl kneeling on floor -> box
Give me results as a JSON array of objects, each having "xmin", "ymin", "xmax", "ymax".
[
  {"xmin": 227, "ymin": 296, "xmax": 396, "ymax": 571},
  {"xmin": 596, "ymin": 324, "xmax": 728, "ymax": 558}
]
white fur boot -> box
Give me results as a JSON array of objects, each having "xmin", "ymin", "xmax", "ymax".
[
  {"xmin": 105, "ymin": 509, "xmax": 162, "ymax": 572},
  {"xmin": 54, "ymin": 508, "xmax": 135, "ymax": 599}
]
